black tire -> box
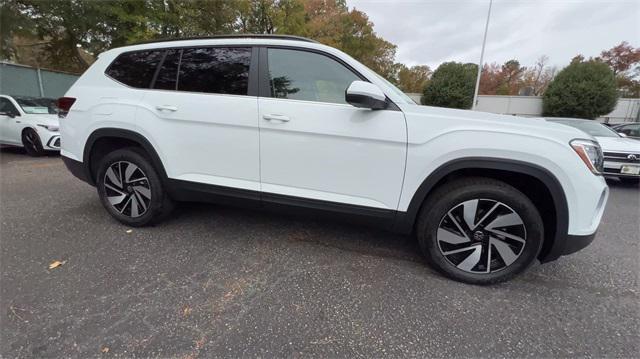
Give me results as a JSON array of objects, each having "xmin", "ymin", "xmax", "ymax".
[
  {"xmin": 21, "ymin": 128, "xmax": 45, "ymax": 156},
  {"xmin": 619, "ymin": 177, "xmax": 639, "ymax": 186},
  {"xmin": 96, "ymin": 147, "xmax": 174, "ymax": 227},
  {"xmin": 416, "ymin": 177, "xmax": 544, "ymax": 285}
]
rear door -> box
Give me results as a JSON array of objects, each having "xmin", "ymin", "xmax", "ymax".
[
  {"xmin": 136, "ymin": 46, "xmax": 261, "ymax": 192},
  {"xmin": 257, "ymin": 47, "xmax": 407, "ymax": 211}
]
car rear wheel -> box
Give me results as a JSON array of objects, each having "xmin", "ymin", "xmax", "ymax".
[
  {"xmin": 21, "ymin": 128, "xmax": 45, "ymax": 156},
  {"xmin": 416, "ymin": 177, "xmax": 544, "ymax": 284},
  {"xmin": 96, "ymin": 148, "xmax": 174, "ymax": 227},
  {"xmin": 619, "ymin": 177, "xmax": 639, "ymax": 186}
]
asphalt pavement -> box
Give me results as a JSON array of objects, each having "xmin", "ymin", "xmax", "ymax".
[{"xmin": 0, "ymin": 148, "xmax": 638, "ymax": 358}]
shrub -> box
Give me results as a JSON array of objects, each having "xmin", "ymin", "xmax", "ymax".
[
  {"xmin": 542, "ymin": 61, "xmax": 618, "ymax": 119},
  {"xmin": 421, "ymin": 62, "xmax": 477, "ymax": 109}
]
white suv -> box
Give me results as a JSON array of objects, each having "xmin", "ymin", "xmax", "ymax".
[{"xmin": 59, "ymin": 35, "xmax": 609, "ymax": 284}]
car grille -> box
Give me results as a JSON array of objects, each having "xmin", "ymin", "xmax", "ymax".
[{"xmin": 603, "ymin": 151, "xmax": 640, "ymax": 164}]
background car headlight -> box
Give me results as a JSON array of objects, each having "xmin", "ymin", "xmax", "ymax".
[
  {"xmin": 37, "ymin": 124, "xmax": 59, "ymax": 132},
  {"xmin": 571, "ymin": 139, "xmax": 603, "ymax": 174}
]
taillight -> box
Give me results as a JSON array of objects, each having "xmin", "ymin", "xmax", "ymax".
[{"xmin": 57, "ymin": 97, "xmax": 76, "ymax": 118}]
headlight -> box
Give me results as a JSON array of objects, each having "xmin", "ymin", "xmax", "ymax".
[
  {"xmin": 570, "ymin": 139, "xmax": 603, "ymax": 174},
  {"xmin": 37, "ymin": 124, "xmax": 59, "ymax": 132}
]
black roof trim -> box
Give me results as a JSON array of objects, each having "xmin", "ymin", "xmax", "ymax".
[{"xmin": 128, "ymin": 34, "xmax": 319, "ymax": 46}]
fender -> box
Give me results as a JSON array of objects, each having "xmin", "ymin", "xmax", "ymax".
[
  {"xmin": 82, "ymin": 128, "xmax": 168, "ymax": 186},
  {"xmin": 392, "ymin": 157, "xmax": 569, "ymax": 262}
]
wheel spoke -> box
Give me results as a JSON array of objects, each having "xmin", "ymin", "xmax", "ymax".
[
  {"xmin": 442, "ymin": 244, "xmax": 481, "ymax": 256},
  {"xmin": 447, "ymin": 213, "xmax": 470, "ymax": 241},
  {"xmin": 118, "ymin": 195, "xmax": 132, "ymax": 213},
  {"xmin": 105, "ymin": 183, "xmax": 125, "ymax": 195},
  {"xmin": 106, "ymin": 167, "xmax": 123, "ymax": 188},
  {"xmin": 474, "ymin": 202, "xmax": 500, "ymax": 228},
  {"xmin": 485, "ymin": 212, "xmax": 523, "ymax": 230},
  {"xmin": 486, "ymin": 228, "xmax": 525, "ymax": 244},
  {"xmin": 462, "ymin": 199, "xmax": 479, "ymax": 229},
  {"xmin": 133, "ymin": 185, "xmax": 151, "ymax": 199},
  {"xmin": 437, "ymin": 228, "xmax": 470, "ymax": 244},
  {"xmin": 134, "ymin": 191, "xmax": 148, "ymax": 212},
  {"xmin": 490, "ymin": 237, "xmax": 519, "ymax": 266},
  {"xmin": 107, "ymin": 193, "xmax": 127, "ymax": 206},
  {"xmin": 130, "ymin": 194, "xmax": 140, "ymax": 217},
  {"xmin": 456, "ymin": 245, "xmax": 482, "ymax": 272},
  {"xmin": 124, "ymin": 162, "xmax": 139, "ymax": 183}
]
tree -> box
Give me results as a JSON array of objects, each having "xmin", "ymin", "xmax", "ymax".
[
  {"xmin": 394, "ymin": 64, "xmax": 431, "ymax": 93},
  {"xmin": 543, "ymin": 60, "xmax": 618, "ymax": 119},
  {"xmin": 422, "ymin": 62, "xmax": 478, "ymax": 109},
  {"xmin": 520, "ymin": 55, "xmax": 556, "ymax": 96},
  {"xmin": 596, "ymin": 42, "xmax": 640, "ymax": 98}
]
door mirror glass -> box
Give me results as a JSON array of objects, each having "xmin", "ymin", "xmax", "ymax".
[{"xmin": 345, "ymin": 81, "xmax": 387, "ymax": 110}]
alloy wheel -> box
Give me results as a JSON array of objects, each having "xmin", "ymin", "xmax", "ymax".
[
  {"xmin": 103, "ymin": 161, "xmax": 151, "ymax": 218},
  {"xmin": 436, "ymin": 199, "xmax": 527, "ymax": 274},
  {"xmin": 24, "ymin": 131, "xmax": 39, "ymax": 152}
]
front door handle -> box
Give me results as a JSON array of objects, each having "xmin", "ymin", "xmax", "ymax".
[
  {"xmin": 156, "ymin": 105, "xmax": 178, "ymax": 112},
  {"xmin": 262, "ymin": 114, "xmax": 290, "ymax": 123}
]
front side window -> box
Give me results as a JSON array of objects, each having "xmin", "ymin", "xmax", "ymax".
[
  {"xmin": 267, "ymin": 48, "xmax": 360, "ymax": 104},
  {"xmin": 619, "ymin": 124, "xmax": 640, "ymax": 137},
  {"xmin": 177, "ymin": 47, "xmax": 251, "ymax": 95},
  {"xmin": 106, "ymin": 50, "xmax": 164, "ymax": 88}
]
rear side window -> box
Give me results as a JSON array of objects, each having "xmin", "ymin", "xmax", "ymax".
[
  {"xmin": 177, "ymin": 47, "xmax": 251, "ymax": 95},
  {"xmin": 153, "ymin": 49, "xmax": 181, "ymax": 90},
  {"xmin": 106, "ymin": 50, "xmax": 164, "ymax": 88}
]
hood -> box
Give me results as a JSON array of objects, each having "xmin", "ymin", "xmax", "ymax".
[
  {"xmin": 594, "ymin": 136, "xmax": 640, "ymax": 153},
  {"xmin": 398, "ymin": 104, "xmax": 590, "ymax": 143}
]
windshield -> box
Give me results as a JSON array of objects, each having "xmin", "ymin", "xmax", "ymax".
[
  {"xmin": 14, "ymin": 97, "xmax": 60, "ymax": 115},
  {"xmin": 372, "ymin": 72, "xmax": 417, "ymax": 104},
  {"xmin": 551, "ymin": 120, "xmax": 620, "ymax": 138}
]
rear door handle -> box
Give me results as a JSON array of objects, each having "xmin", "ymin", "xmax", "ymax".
[
  {"xmin": 262, "ymin": 114, "xmax": 290, "ymax": 123},
  {"xmin": 156, "ymin": 105, "xmax": 178, "ymax": 112}
]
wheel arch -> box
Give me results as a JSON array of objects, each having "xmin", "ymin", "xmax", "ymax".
[
  {"xmin": 394, "ymin": 157, "xmax": 569, "ymax": 262},
  {"xmin": 83, "ymin": 128, "xmax": 167, "ymax": 186}
]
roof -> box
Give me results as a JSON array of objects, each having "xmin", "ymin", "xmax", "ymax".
[{"xmin": 128, "ymin": 34, "xmax": 318, "ymax": 46}]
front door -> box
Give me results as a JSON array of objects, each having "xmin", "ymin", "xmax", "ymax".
[{"xmin": 258, "ymin": 48, "xmax": 407, "ymax": 211}]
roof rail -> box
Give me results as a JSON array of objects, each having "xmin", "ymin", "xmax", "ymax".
[{"xmin": 128, "ymin": 34, "xmax": 319, "ymax": 46}]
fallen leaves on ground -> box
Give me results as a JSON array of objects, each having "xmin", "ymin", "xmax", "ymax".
[
  {"xmin": 126, "ymin": 229, "xmax": 133, "ymax": 234},
  {"xmin": 183, "ymin": 305, "xmax": 192, "ymax": 317},
  {"xmin": 48, "ymin": 260, "xmax": 66, "ymax": 270},
  {"xmin": 101, "ymin": 346, "xmax": 109, "ymax": 353}
]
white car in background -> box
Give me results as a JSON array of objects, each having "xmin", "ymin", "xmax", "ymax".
[
  {"xmin": 547, "ymin": 118, "xmax": 640, "ymax": 185},
  {"xmin": 0, "ymin": 95, "xmax": 61, "ymax": 156}
]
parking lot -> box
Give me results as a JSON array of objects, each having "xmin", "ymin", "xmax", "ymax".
[{"xmin": 0, "ymin": 148, "xmax": 638, "ymax": 357}]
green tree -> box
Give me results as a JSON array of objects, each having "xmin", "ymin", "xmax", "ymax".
[
  {"xmin": 543, "ymin": 60, "xmax": 618, "ymax": 119},
  {"xmin": 394, "ymin": 64, "xmax": 431, "ymax": 93},
  {"xmin": 421, "ymin": 62, "xmax": 477, "ymax": 109}
]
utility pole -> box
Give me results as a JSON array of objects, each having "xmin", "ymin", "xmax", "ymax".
[{"xmin": 472, "ymin": 0, "xmax": 493, "ymax": 110}]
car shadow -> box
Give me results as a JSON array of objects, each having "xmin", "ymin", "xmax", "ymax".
[{"xmin": 0, "ymin": 145, "xmax": 60, "ymax": 157}]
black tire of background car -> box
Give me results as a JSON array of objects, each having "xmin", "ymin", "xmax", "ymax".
[
  {"xmin": 96, "ymin": 147, "xmax": 174, "ymax": 227},
  {"xmin": 21, "ymin": 128, "xmax": 45, "ymax": 157},
  {"xmin": 619, "ymin": 177, "xmax": 640, "ymax": 186},
  {"xmin": 416, "ymin": 177, "xmax": 544, "ymax": 285}
]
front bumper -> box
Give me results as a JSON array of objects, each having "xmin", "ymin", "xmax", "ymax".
[
  {"xmin": 562, "ymin": 232, "xmax": 597, "ymax": 255},
  {"xmin": 602, "ymin": 153, "xmax": 640, "ymax": 178}
]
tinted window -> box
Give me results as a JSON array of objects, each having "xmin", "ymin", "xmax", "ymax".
[
  {"xmin": 267, "ymin": 48, "xmax": 360, "ymax": 104},
  {"xmin": 106, "ymin": 50, "xmax": 164, "ymax": 88},
  {"xmin": 0, "ymin": 98, "xmax": 18, "ymax": 114},
  {"xmin": 619, "ymin": 124, "xmax": 640, "ymax": 137},
  {"xmin": 154, "ymin": 49, "xmax": 181, "ymax": 90},
  {"xmin": 177, "ymin": 47, "xmax": 251, "ymax": 95}
]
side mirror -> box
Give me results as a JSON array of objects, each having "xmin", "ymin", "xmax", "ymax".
[
  {"xmin": 0, "ymin": 111, "xmax": 16, "ymax": 118},
  {"xmin": 345, "ymin": 81, "xmax": 388, "ymax": 110},
  {"xmin": 619, "ymin": 132, "xmax": 628, "ymax": 137}
]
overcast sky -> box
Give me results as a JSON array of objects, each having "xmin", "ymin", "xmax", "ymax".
[{"xmin": 346, "ymin": 0, "xmax": 640, "ymax": 69}]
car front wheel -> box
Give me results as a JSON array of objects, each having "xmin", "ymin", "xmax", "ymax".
[
  {"xmin": 21, "ymin": 128, "xmax": 45, "ymax": 156},
  {"xmin": 416, "ymin": 177, "xmax": 544, "ymax": 284},
  {"xmin": 96, "ymin": 148, "xmax": 174, "ymax": 227}
]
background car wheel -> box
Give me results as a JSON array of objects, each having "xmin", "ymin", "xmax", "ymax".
[
  {"xmin": 96, "ymin": 147, "xmax": 174, "ymax": 227},
  {"xmin": 416, "ymin": 177, "xmax": 544, "ymax": 285},
  {"xmin": 21, "ymin": 128, "xmax": 45, "ymax": 156}
]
